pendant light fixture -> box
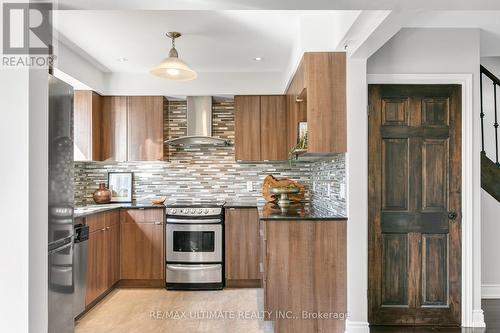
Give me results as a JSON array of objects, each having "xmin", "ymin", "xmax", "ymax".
[{"xmin": 150, "ymin": 32, "xmax": 197, "ymax": 81}]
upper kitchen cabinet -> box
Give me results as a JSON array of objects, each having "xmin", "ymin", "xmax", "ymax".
[
  {"xmin": 127, "ymin": 96, "xmax": 165, "ymax": 161},
  {"xmin": 235, "ymin": 95, "xmax": 261, "ymax": 161},
  {"xmin": 260, "ymin": 96, "xmax": 288, "ymax": 161},
  {"xmin": 234, "ymin": 95, "xmax": 287, "ymax": 162},
  {"xmin": 101, "ymin": 96, "xmax": 127, "ymax": 161},
  {"xmin": 101, "ymin": 96, "xmax": 168, "ymax": 161},
  {"xmin": 287, "ymin": 52, "xmax": 347, "ymax": 154},
  {"xmin": 74, "ymin": 90, "xmax": 102, "ymax": 161}
]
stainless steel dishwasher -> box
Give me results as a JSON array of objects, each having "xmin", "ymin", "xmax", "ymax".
[{"xmin": 73, "ymin": 223, "xmax": 89, "ymax": 318}]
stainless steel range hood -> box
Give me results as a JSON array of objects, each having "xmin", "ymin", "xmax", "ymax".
[{"xmin": 165, "ymin": 96, "xmax": 229, "ymax": 147}]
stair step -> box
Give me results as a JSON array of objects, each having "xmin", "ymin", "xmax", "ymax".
[{"xmin": 481, "ymin": 153, "xmax": 500, "ymax": 203}]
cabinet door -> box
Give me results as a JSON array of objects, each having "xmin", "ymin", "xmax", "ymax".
[
  {"xmin": 234, "ymin": 96, "xmax": 261, "ymax": 161},
  {"xmin": 260, "ymin": 95, "xmax": 288, "ymax": 160},
  {"xmin": 105, "ymin": 210, "xmax": 120, "ymax": 287},
  {"xmin": 225, "ymin": 208, "xmax": 261, "ymax": 283},
  {"xmin": 102, "ymin": 96, "xmax": 127, "ymax": 161},
  {"xmin": 127, "ymin": 96, "xmax": 164, "ymax": 161},
  {"xmin": 120, "ymin": 209, "xmax": 164, "ymax": 280},
  {"xmin": 74, "ymin": 91, "xmax": 102, "ymax": 161},
  {"xmin": 85, "ymin": 228, "xmax": 107, "ymax": 306}
]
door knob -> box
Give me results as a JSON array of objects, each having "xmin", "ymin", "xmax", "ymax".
[{"xmin": 448, "ymin": 211, "xmax": 458, "ymax": 220}]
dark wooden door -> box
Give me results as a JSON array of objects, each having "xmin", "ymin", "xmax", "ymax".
[{"xmin": 368, "ymin": 85, "xmax": 461, "ymax": 326}]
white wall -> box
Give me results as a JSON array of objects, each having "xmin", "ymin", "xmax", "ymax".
[
  {"xmin": 479, "ymin": 56, "xmax": 500, "ymax": 299},
  {"xmin": 365, "ymin": 28, "xmax": 484, "ymax": 327},
  {"xmin": 0, "ymin": 66, "xmax": 30, "ymax": 333},
  {"xmin": 346, "ymin": 58, "xmax": 369, "ymax": 332}
]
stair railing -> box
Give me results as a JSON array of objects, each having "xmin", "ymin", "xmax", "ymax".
[{"xmin": 480, "ymin": 65, "xmax": 500, "ymax": 167}]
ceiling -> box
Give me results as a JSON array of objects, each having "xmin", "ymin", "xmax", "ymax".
[{"xmin": 53, "ymin": 10, "xmax": 309, "ymax": 74}]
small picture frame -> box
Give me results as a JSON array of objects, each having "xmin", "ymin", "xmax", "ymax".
[{"xmin": 108, "ymin": 172, "xmax": 133, "ymax": 203}]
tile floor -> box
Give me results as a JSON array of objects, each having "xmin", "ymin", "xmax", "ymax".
[{"xmin": 75, "ymin": 288, "xmax": 274, "ymax": 333}]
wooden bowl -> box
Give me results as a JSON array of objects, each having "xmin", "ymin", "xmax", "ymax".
[{"xmin": 151, "ymin": 196, "xmax": 166, "ymax": 205}]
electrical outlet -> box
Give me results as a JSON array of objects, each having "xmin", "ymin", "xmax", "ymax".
[
  {"xmin": 340, "ymin": 183, "xmax": 346, "ymax": 199},
  {"xmin": 247, "ymin": 181, "xmax": 253, "ymax": 192}
]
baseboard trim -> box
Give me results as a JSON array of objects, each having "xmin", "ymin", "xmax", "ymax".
[
  {"xmin": 481, "ymin": 284, "xmax": 500, "ymax": 299},
  {"xmin": 472, "ymin": 309, "xmax": 486, "ymax": 328},
  {"xmin": 345, "ymin": 320, "xmax": 370, "ymax": 333}
]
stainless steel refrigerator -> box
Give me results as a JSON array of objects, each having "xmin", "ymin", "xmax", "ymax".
[{"xmin": 48, "ymin": 74, "xmax": 74, "ymax": 333}]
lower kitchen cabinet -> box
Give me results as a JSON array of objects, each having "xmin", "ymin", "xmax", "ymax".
[
  {"xmin": 120, "ymin": 208, "xmax": 165, "ymax": 282},
  {"xmin": 224, "ymin": 208, "xmax": 261, "ymax": 287},
  {"xmin": 85, "ymin": 210, "xmax": 121, "ymax": 307},
  {"xmin": 263, "ymin": 219, "xmax": 347, "ymax": 333},
  {"xmin": 85, "ymin": 225, "xmax": 107, "ymax": 306}
]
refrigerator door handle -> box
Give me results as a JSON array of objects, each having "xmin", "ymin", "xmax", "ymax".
[{"xmin": 49, "ymin": 240, "xmax": 73, "ymax": 254}]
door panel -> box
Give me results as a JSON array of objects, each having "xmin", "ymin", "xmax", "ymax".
[
  {"xmin": 422, "ymin": 139, "xmax": 449, "ymax": 211},
  {"xmin": 422, "ymin": 234, "xmax": 449, "ymax": 307},
  {"xmin": 381, "ymin": 234, "xmax": 409, "ymax": 306},
  {"xmin": 382, "ymin": 138, "xmax": 409, "ymax": 211},
  {"xmin": 369, "ymin": 85, "xmax": 461, "ymax": 326}
]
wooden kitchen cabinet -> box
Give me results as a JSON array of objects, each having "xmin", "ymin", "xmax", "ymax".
[
  {"xmin": 234, "ymin": 95, "xmax": 288, "ymax": 161},
  {"xmin": 85, "ymin": 209, "xmax": 120, "ymax": 307},
  {"xmin": 225, "ymin": 208, "xmax": 261, "ymax": 287},
  {"xmin": 120, "ymin": 208, "xmax": 164, "ymax": 282},
  {"xmin": 74, "ymin": 90, "xmax": 102, "ymax": 161},
  {"xmin": 235, "ymin": 95, "xmax": 261, "ymax": 161},
  {"xmin": 85, "ymin": 223, "xmax": 107, "ymax": 306},
  {"xmin": 101, "ymin": 96, "xmax": 167, "ymax": 161},
  {"xmin": 286, "ymin": 52, "xmax": 346, "ymax": 154},
  {"xmin": 101, "ymin": 96, "xmax": 127, "ymax": 161},
  {"xmin": 127, "ymin": 96, "xmax": 165, "ymax": 161},
  {"xmin": 260, "ymin": 96, "xmax": 288, "ymax": 161},
  {"xmin": 264, "ymin": 219, "xmax": 347, "ymax": 333}
]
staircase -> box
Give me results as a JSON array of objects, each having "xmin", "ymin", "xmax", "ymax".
[{"xmin": 480, "ymin": 65, "xmax": 500, "ymax": 202}]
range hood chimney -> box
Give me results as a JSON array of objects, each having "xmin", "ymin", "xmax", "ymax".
[{"xmin": 165, "ymin": 96, "xmax": 229, "ymax": 147}]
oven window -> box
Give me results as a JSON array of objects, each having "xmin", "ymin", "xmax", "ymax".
[{"xmin": 173, "ymin": 231, "xmax": 215, "ymax": 252}]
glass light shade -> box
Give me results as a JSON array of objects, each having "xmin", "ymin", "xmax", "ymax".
[{"xmin": 150, "ymin": 56, "xmax": 197, "ymax": 81}]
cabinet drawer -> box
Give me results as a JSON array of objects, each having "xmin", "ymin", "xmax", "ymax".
[
  {"xmin": 85, "ymin": 213, "xmax": 105, "ymax": 233},
  {"xmin": 120, "ymin": 208, "xmax": 164, "ymax": 224},
  {"xmin": 104, "ymin": 209, "xmax": 120, "ymax": 227}
]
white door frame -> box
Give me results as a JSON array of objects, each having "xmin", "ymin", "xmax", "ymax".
[{"xmin": 366, "ymin": 73, "xmax": 484, "ymax": 328}]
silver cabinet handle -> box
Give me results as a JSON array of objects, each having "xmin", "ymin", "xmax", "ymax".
[
  {"xmin": 154, "ymin": 221, "xmax": 163, "ymax": 225},
  {"xmin": 167, "ymin": 264, "xmax": 220, "ymax": 271}
]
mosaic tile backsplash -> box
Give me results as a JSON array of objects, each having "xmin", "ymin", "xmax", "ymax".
[{"xmin": 74, "ymin": 98, "xmax": 346, "ymax": 215}]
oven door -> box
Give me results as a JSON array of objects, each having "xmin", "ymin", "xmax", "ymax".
[{"xmin": 166, "ymin": 224, "xmax": 222, "ymax": 263}]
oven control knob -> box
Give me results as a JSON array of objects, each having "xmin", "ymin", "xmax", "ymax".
[
  {"xmin": 203, "ymin": 209, "xmax": 209, "ymax": 214},
  {"xmin": 171, "ymin": 209, "xmax": 176, "ymax": 214},
  {"xmin": 196, "ymin": 209, "xmax": 202, "ymax": 214}
]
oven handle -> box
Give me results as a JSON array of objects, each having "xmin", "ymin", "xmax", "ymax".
[
  {"xmin": 167, "ymin": 264, "xmax": 221, "ymax": 271},
  {"xmin": 166, "ymin": 218, "xmax": 222, "ymax": 224}
]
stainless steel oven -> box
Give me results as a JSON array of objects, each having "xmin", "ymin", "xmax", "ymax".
[
  {"xmin": 165, "ymin": 203, "xmax": 225, "ymax": 290},
  {"xmin": 166, "ymin": 223, "xmax": 222, "ymax": 263}
]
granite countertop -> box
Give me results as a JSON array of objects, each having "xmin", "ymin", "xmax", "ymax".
[
  {"xmin": 257, "ymin": 201, "xmax": 347, "ymax": 221},
  {"xmin": 74, "ymin": 202, "xmax": 166, "ymax": 218}
]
